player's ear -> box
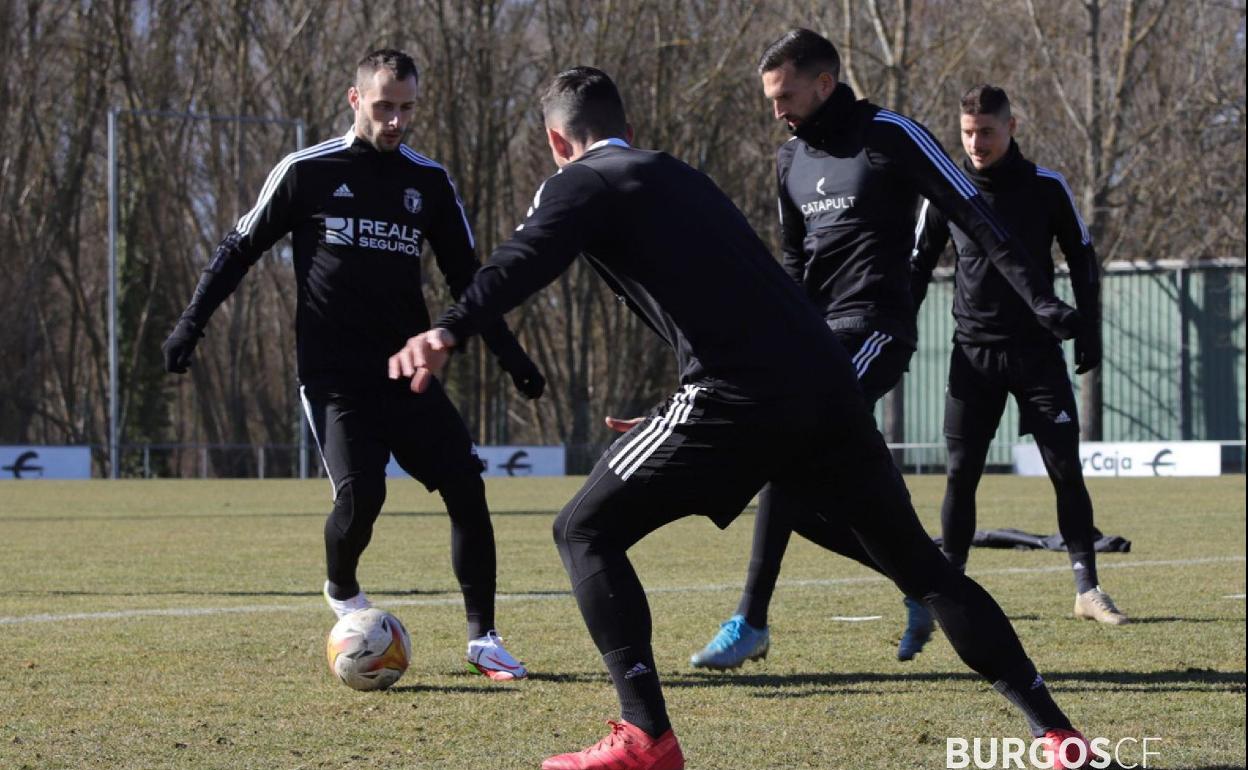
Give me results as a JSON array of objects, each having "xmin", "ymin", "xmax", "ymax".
[
  {"xmin": 1007, "ymin": 115, "xmax": 1017, "ymax": 137},
  {"xmin": 623, "ymin": 123, "xmax": 635, "ymax": 145},
  {"xmin": 347, "ymin": 85, "xmax": 360, "ymax": 112},
  {"xmin": 547, "ymin": 126, "xmax": 573, "ymax": 166}
]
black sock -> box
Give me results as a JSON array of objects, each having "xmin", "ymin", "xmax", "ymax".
[
  {"xmin": 603, "ymin": 647, "xmax": 670, "ymax": 739},
  {"xmin": 325, "ymin": 579, "xmax": 359, "ymax": 600},
  {"xmin": 1069, "ymin": 550, "xmax": 1098, "ymax": 594},
  {"xmin": 993, "ymin": 672, "xmax": 1073, "ymax": 737}
]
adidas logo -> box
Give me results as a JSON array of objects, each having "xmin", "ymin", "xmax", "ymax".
[
  {"xmin": 623, "ymin": 662, "xmax": 651, "ymax": 680},
  {"xmin": 1030, "ymin": 674, "xmax": 1046, "ymax": 690},
  {"xmin": 1054, "ymin": 411, "xmax": 1072, "ymax": 424},
  {"xmin": 333, "ymin": 184, "xmax": 354, "ymax": 198},
  {"xmin": 1072, "ymin": 561, "xmax": 1085, "ymax": 571}
]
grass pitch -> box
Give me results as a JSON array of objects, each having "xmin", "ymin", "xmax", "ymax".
[{"xmin": 1, "ymin": 476, "xmax": 1244, "ymax": 769}]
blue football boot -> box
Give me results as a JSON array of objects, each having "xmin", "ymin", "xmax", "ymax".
[
  {"xmin": 690, "ymin": 614, "xmax": 770, "ymax": 670},
  {"xmin": 897, "ymin": 596, "xmax": 935, "ymax": 661}
]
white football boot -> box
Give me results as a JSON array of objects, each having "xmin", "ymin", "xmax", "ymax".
[
  {"xmin": 323, "ymin": 580, "xmax": 373, "ymax": 619},
  {"xmin": 466, "ymin": 630, "xmax": 528, "ymax": 681}
]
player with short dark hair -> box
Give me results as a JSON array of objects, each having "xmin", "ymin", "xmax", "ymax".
[
  {"xmin": 161, "ymin": 47, "xmax": 542, "ymax": 680},
  {"xmin": 912, "ymin": 84, "xmax": 1126, "ymax": 625},
  {"xmin": 690, "ymin": 28, "xmax": 1085, "ymax": 669},
  {"xmin": 389, "ymin": 65, "xmax": 1091, "ymax": 770}
]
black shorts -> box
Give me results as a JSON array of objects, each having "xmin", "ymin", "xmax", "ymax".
[
  {"xmin": 299, "ymin": 378, "xmax": 484, "ymax": 496},
  {"xmin": 593, "ymin": 382, "xmax": 896, "ymax": 530},
  {"xmin": 832, "ymin": 327, "xmax": 913, "ymax": 405},
  {"xmin": 944, "ymin": 341, "xmax": 1079, "ymax": 441}
]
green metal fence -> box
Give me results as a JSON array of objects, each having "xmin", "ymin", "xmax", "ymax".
[{"xmin": 895, "ymin": 261, "xmax": 1246, "ymax": 467}]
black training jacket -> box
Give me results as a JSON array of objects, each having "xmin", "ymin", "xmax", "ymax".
[
  {"xmin": 911, "ymin": 141, "xmax": 1100, "ymax": 345},
  {"xmin": 437, "ymin": 140, "xmax": 852, "ymax": 400},
  {"xmin": 177, "ymin": 130, "xmax": 530, "ymax": 387},
  {"xmin": 777, "ymin": 83, "xmax": 1078, "ymax": 346}
]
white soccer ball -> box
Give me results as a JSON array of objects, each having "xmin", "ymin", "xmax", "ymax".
[{"xmin": 325, "ymin": 608, "xmax": 411, "ymax": 691}]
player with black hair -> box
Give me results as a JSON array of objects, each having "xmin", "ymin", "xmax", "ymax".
[
  {"xmin": 162, "ymin": 48, "xmax": 541, "ymax": 680},
  {"xmin": 691, "ymin": 28, "xmax": 1084, "ymax": 668},
  {"xmin": 912, "ymin": 84, "xmax": 1125, "ymax": 625},
  {"xmin": 389, "ymin": 65, "xmax": 1092, "ymax": 770}
]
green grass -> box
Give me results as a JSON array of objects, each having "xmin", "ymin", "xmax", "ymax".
[{"xmin": 1, "ymin": 476, "xmax": 1244, "ymax": 769}]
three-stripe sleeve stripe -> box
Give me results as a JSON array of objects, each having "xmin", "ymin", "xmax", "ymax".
[
  {"xmin": 298, "ymin": 386, "xmax": 337, "ymax": 501},
  {"xmin": 851, "ymin": 332, "xmax": 892, "ymax": 379},
  {"xmin": 874, "ymin": 111, "xmax": 978, "ymax": 199},
  {"xmin": 1036, "ymin": 167, "xmax": 1092, "ymax": 245},
  {"xmin": 398, "ymin": 145, "xmax": 476, "ymax": 249},
  {"xmin": 236, "ymin": 133, "xmax": 351, "ymax": 235},
  {"xmin": 912, "ymin": 198, "xmax": 930, "ymax": 257}
]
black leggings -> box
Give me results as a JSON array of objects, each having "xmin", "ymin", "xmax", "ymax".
[
  {"xmin": 736, "ymin": 485, "xmax": 882, "ymax": 627},
  {"xmin": 942, "ymin": 429, "xmax": 1098, "ymax": 589},
  {"xmin": 553, "ymin": 397, "xmax": 1047, "ymax": 694},
  {"xmin": 306, "ymin": 381, "xmax": 498, "ymax": 638}
]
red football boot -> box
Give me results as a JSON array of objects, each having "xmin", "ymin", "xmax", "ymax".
[
  {"xmin": 1042, "ymin": 728, "xmax": 1091, "ymax": 770},
  {"xmin": 542, "ymin": 720, "xmax": 684, "ymax": 770}
]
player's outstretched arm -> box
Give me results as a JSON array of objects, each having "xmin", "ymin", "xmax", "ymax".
[
  {"xmin": 162, "ymin": 153, "xmax": 301, "ymax": 373},
  {"xmin": 425, "ymin": 168, "xmax": 547, "ymax": 399}
]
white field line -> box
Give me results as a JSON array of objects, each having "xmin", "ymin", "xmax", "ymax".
[
  {"xmin": 0, "ymin": 555, "xmax": 1243, "ymax": 627},
  {"xmin": 1224, "ymin": 593, "xmax": 1246, "ymax": 599}
]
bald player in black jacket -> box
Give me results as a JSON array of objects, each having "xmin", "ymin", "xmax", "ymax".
[
  {"xmin": 389, "ymin": 66, "xmax": 1092, "ymax": 770},
  {"xmin": 912, "ymin": 84, "xmax": 1126, "ymax": 626}
]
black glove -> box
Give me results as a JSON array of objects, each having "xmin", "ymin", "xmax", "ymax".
[
  {"xmin": 1034, "ymin": 298, "xmax": 1082, "ymax": 341},
  {"xmin": 1075, "ymin": 327, "xmax": 1102, "ymax": 375},
  {"xmin": 502, "ymin": 354, "xmax": 546, "ymax": 399},
  {"xmin": 162, "ymin": 319, "xmax": 203, "ymax": 373}
]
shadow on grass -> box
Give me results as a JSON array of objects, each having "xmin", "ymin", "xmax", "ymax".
[
  {"xmin": 22, "ymin": 587, "xmax": 570, "ymax": 598},
  {"xmin": 4, "ymin": 509, "xmax": 554, "ymax": 523},
  {"xmin": 387, "ymin": 682, "xmax": 522, "ymax": 695},
  {"xmin": 522, "ymin": 668, "xmax": 1244, "ymax": 696},
  {"xmin": 656, "ymin": 668, "xmax": 1245, "ymax": 696}
]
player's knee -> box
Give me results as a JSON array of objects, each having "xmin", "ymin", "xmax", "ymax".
[
  {"xmin": 438, "ymin": 471, "xmax": 488, "ymax": 519},
  {"xmin": 327, "ymin": 476, "xmax": 386, "ymax": 542}
]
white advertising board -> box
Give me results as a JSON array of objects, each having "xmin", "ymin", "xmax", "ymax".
[
  {"xmin": 1013, "ymin": 441, "xmax": 1222, "ymax": 477},
  {"xmin": 386, "ymin": 445, "xmax": 565, "ymax": 478},
  {"xmin": 0, "ymin": 446, "xmax": 93, "ymax": 479}
]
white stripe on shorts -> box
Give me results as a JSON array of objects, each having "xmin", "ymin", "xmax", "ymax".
[
  {"xmin": 851, "ymin": 332, "xmax": 893, "ymax": 379},
  {"xmin": 609, "ymin": 385, "xmax": 702, "ymax": 480}
]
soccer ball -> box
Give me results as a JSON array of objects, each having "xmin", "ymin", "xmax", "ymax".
[{"xmin": 326, "ymin": 608, "xmax": 411, "ymax": 691}]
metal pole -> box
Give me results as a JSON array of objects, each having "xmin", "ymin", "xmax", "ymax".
[
  {"xmin": 295, "ymin": 120, "xmax": 309, "ymax": 480},
  {"xmin": 107, "ymin": 109, "xmax": 119, "ymax": 479}
]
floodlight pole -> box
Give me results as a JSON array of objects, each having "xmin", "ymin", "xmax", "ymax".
[
  {"xmin": 107, "ymin": 110, "xmax": 306, "ymax": 479},
  {"xmin": 107, "ymin": 109, "xmax": 119, "ymax": 479}
]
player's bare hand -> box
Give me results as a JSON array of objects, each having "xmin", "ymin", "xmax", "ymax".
[
  {"xmin": 604, "ymin": 416, "xmax": 644, "ymax": 433},
  {"xmin": 388, "ymin": 328, "xmax": 456, "ymax": 392}
]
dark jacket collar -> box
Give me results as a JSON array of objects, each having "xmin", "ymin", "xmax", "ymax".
[
  {"xmin": 792, "ymin": 82, "xmax": 860, "ymax": 146},
  {"xmin": 962, "ymin": 139, "xmax": 1029, "ymax": 191}
]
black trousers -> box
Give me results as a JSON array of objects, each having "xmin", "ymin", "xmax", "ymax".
[
  {"xmin": 940, "ymin": 341, "xmax": 1097, "ymax": 588},
  {"xmin": 301, "ymin": 377, "xmax": 498, "ymax": 637},
  {"xmin": 735, "ymin": 328, "xmax": 914, "ymax": 626},
  {"xmin": 553, "ymin": 382, "xmax": 1046, "ymax": 700}
]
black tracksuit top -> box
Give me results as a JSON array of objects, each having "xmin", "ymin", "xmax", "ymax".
[
  {"xmin": 179, "ymin": 130, "xmax": 527, "ymax": 387},
  {"xmin": 777, "ymin": 84, "xmax": 1068, "ymax": 347},
  {"xmin": 911, "ymin": 141, "xmax": 1101, "ymax": 345},
  {"xmin": 437, "ymin": 140, "xmax": 851, "ymax": 400}
]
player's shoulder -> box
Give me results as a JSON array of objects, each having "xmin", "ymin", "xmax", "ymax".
[
  {"xmin": 868, "ymin": 107, "xmax": 937, "ymax": 145},
  {"xmin": 268, "ymin": 131, "xmax": 354, "ymax": 180},
  {"xmin": 395, "ymin": 145, "xmax": 459, "ymax": 184},
  {"xmin": 1033, "ymin": 163, "xmax": 1075, "ymax": 193}
]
